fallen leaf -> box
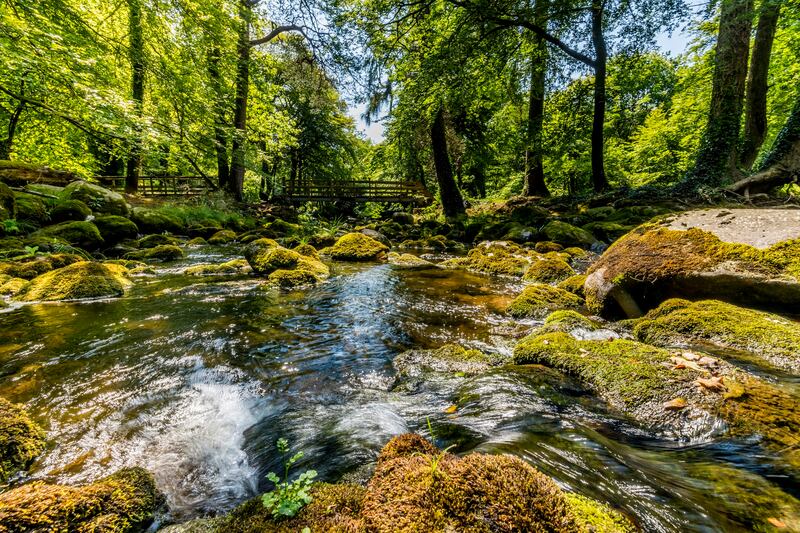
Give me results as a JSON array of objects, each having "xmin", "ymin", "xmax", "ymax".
[
  {"xmin": 663, "ymin": 397, "xmax": 687, "ymax": 410},
  {"xmin": 698, "ymin": 356, "xmax": 717, "ymax": 368},
  {"xmin": 767, "ymin": 517, "xmax": 787, "ymax": 528},
  {"xmin": 445, "ymin": 405, "xmax": 458, "ymax": 414},
  {"xmin": 682, "ymin": 352, "xmax": 700, "ymax": 361},
  {"xmin": 696, "ymin": 376, "xmax": 725, "ymax": 392},
  {"xmin": 671, "ymin": 356, "xmax": 704, "ymax": 372}
]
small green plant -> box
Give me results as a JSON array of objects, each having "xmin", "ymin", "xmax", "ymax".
[
  {"xmin": 261, "ymin": 438, "xmax": 317, "ymax": 519},
  {"xmin": 2, "ymin": 219, "xmax": 20, "ymax": 235}
]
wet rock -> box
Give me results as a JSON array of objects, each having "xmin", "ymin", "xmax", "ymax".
[
  {"xmin": 360, "ymin": 228, "xmax": 390, "ymax": 246},
  {"xmin": 246, "ymin": 240, "xmax": 329, "ymax": 287},
  {"xmin": 33, "ymin": 220, "xmax": 104, "ymax": 250},
  {"xmin": 634, "ymin": 299, "xmax": 800, "ymax": 374},
  {"xmin": 93, "ymin": 215, "xmax": 139, "ymax": 244},
  {"xmin": 16, "ymin": 261, "xmax": 132, "ymax": 301},
  {"xmin": 507, "ymin": 284, "xmax": 584, "ymax": 319},
  {"xmin": 387, "ymin": 252, "xmax": 435, "ymax": 270},
  {"xmin": 50, "ymin": 199, "xmax": 91, "ymax": 223},
  {"xmin": 60, "ymin": 180, "xmax": 129, "ymax": 216},
  {"xmin": 160, "ymin": 518, "xmax": 224, "ymax": 533},
  {"xmin": 323, "ymin": 232, "xmax": 388, "ymax": 261},
  {"xmin": 130, "ymin": 207, "xmax": 183, "ymax": 235},
  {"xmin": 0, "ymin": 254, "xmax": 84, "ymax": 280},
  {"xmin": 0, "ymin": 467, "xmax": 163, "ymax": 532},
  {"xmin": 393, "ymin": 344, "xmax": 505, "ymax": 377},
  {"xmin": 185, "ymin": 259, "xmax": 252, "ymax": 276},
  {"xmin": 0, "ymin": 397, "xmax": 46, "ymax": 483},
  {"xmin": 186, "ymin": 237, "xmax": 208, "ymax": 246},
  {"xmin": 542, "ymin": 220, "xmax": 597, "ymax": 248},
  {"xmin": 441, "ymin": 241, "xmax": 534, "ymax": 277},
  {"xmin": 523, "ymin": 257, "xmax": 575, "ymax": 284},
  {"xmin": 125, "ymin": 244, "xmax": 185, "ymax": 262},
  {"xmin": 137, "ymin": 234, "xmax": 180, "ymax": 249},
  {"xmin": 208, "ymin": 229, "xmax": 237, "ymax": 245},
  {"xmin": 557, "ymin": 274, "xmax": 587, "ymax": 298}
]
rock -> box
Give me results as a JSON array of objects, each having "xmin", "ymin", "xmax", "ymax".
[
  {"xmin": 245, "ymin": 240, "xmax": 329, "ymax": 287},
  {"xmin": 541, "ymin": 220, "xmax": 597, "ymax": 248},
  {"xmin": 393, "ymin": 344, "xmax": 504, "ymax": 377},
  {"xmin": 557, "ymin": 274, "xmax": 587, "ymax": 298},
  {"xmin": 534, "ymin": 241, "xmax": 563, "ymax": 253},
  {"xmin": 12, "ymin": 193, "xmax": 48, "ymax": 227},
  {"xmin": 0, "ymin": 276, "xmax": 27, "ymax": 296},
  {"xmin": 186, "ymin": 222, "xmax": 223, "ymax": 239},
  {"xmin": 130, "ymin": 207, "xmax": 183, "ymax": 235},
  {"xmin": 93, "ymin": 215, "xmax": 139, "ymax": 244},
  {"xmin": 523, "ymin": 257, "xmax": 575, "ymax": 284},
  {"xmin": 136, "ymin": 234, "xmax": 180, "ymax": 248},
  {"xmin": 60, "ymin": 180, "xmax": 129, "ymax": 216},
  {"xmin": 125, "ymin": 244, "xmax": 185, "ymax": 262},
  {"xmin": 324, "ymin": 232, "xmax": 388, "ymax": 261},
  {"xmin": 0, "ymin": 254, "xmax": 84, "ymax": 280},
  {"xmin": 160, "ymin": 518, "xmax": 224, "ymax": 533},
  {"xmin": 0, "ymin": 397, "xmax": 46, "ymax": 483},
  {"xmin": 0, "ymin": 467, "xmax": 162, "ymax": 532},
  {"xmin": 49, "ymin": 199, "xmax": 91, "ymax": 223},
  {"xmin": 392, "ymin": 211, "xmax": 414, "ymax": 225},
  {"xmin": 185, "ymin": 259, "xmax": 251, "ymax": 276},
  {"xmin": 0, "ymin": 182, "xmax": 16, "ymax": 219},
  {"xmin": 584, "ymin": 221, "xmax": 800, "ymax": 318},
  {"xmin": 507, "ymin": 284, "xmax": 584, "ymax": 319},
  {"xmin": 501, "ymin": 223, "xmax": 539, "ymax": 243},
  {"xmin": 398, "ymin": 235, "xmax": 461, "ymax": 252},
  {"xmin": 387, "ymin": 252, "xmax": 434, "ymax": 269},
  {"xmin": 266, "ymin": 218, "xmax": 301, "ymax": 236},
  {"xmin": 582, "ymin": 221, "xmax": 632, "ymax": 242},
  {"xmin": 186, "ymin": 237, "xmax": 208, "ymax": 246},
  {"xmin": 16, "ymin": 261, "xmax": 132, "ymax": 301},
  {"xmin": 634, "ymin": 299, "xmax": 800, "ymax": 374},
  {"xmin": 292, "ymin": 243, "xmax": 319, "ymax": 259},
  {"xmin": 360, "ymin": 228, "xmax": 390, "ymax": 246},
  {"xmin": 208, "ymin": 229, "xmax": 237, "ymax": 244},
  {"xmin": 33, "ymin": 220, "xmax": 104, "ymax": 250},
  {"xmin": 440, "ymin": 241, "xmax": 534, "ymax": 277}
]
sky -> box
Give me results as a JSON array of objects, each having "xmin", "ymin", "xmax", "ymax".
[{"xmin": 348, "ymin": 27, "xmax": 693, "ymax": 144}]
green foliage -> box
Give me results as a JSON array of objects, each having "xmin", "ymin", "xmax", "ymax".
[{"xmin": 261, "ymin": 438, "xmax": 318, "ymax": 519}]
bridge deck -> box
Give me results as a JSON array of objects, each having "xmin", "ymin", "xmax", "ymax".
[
  {"xmin": 97, "ymin": 176, "xmax": 213, "ymax": 196},
  {"xmin": 274, "ymin": 179, "xmax": 431, "ymax": 204}
]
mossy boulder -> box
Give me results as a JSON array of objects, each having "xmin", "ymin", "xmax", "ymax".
[
  {"xmin": 0, "ymin": 182, "xmax": 15, "ymax": 220},
  {"xmin": 393, "ymin": 344, "xmax": 505, "ymax": 378},
  {"xmin": 186, "ymin": 237, "xmax": 208, "ymax": 246},
  {"xmin": 399, "ymin": 235, "xmax": 461, "ymax": 252},
  {"xmin": 634, "ymin": 299, "xmax": 800, "ymax": 374},
  {"xmin": 542, "ymin": 220, "xmax": 596, "ymax": 248},
  {"xmin": 16, "ymin": 261, "xmax": 132, "ymax": 301},
  {"xmin": 246, "ymin": 240, "xmax": 329, "ymax": 287},
  {"xmin": 0, "ymin": 254, "xmax": 84, "ymax": 280},
  {"xmin": 185, "ymin": 259, "xmax": 252, "ymax": 276},
  {"xmin": 61, "ymin": 180, "xmax": 129, "ymax": 216},
  {"xmin": 523, "ymin": 257, "xmax": 575, "ymax": 284},
  {"xmin": 441, "ymin": 241, "xmax": 534, "ymax": 277},
  {"xmin": 130, "ymin": 207, "xmax": 183, "ymax": 235},
  {"xmin": 323, "ymin": 232, "xmax": 389, "ymax": 261},
  {"xmin": 582, "ymin": 221, "xmax": 632, "ymax": 243},
  {"xmin": 514, "ymin": 332, "xmax": 800, "ymax": 467},
  {"xmin": 93, "ymin": 215, "xmax": 139, "ymax": 244},
  {"xmin": 501, "ymin": 223, "xmax": 539, "ymax": 243},
  {"xmin": 558, "ymin": 274, "xmax": 587, "ymax": 298},
  {"xmin": 0, "ymin": 397, "xmax": 46, "ymax": 483},
  {"xmin": 125, "ymin": 244, "xmax": 184, "ymax": 262},
  {"xmin": 186, "ymin": 222, "xmax": 223, "ymax": 239},
  {"xmin": 0, "ymin": 467, "xmax": 162, "ymax": 532},
  {"xmin": 208, "ymin": 229, "xmax": 237, "ymax": 245},
  {"xmin": 387, "ymin": 252, "xmax": 435, "ymax": 270},
  {"xmin": 534, "ymin": 241, "xmax": 563, "ymax": 253},
  {"xmin": 0, "ymin": 277, "xmax": 27, "ymax": 296},
  {"xmin": 507, "ymin": 284, "xmax": 584, "ymax": 319},
  {"xmin": 585, "ymin": 224, "xmax": 800, "ymax": 318},
  {"xmin": 292, "ymin": 243, "xmax": 319, "ymax": 259},
  {"xmin": 49, "ymin": 199, "xmax": 91, "ymax": 223},
  {"xmin": 243, "ymin": 238, "xmax": 279, "ymax": 273},
  {"xmin": 136, "ymin": 234, "xmax": 180, "ymax": 249},
  {"xmin": 33, "ymin": 220, "xmax": 104, "ymax": 250},
  {"xmin": 13, "ymin": 193, "xmax": 48, "ymax": 227}
]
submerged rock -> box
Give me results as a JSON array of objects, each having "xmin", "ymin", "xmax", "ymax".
[
  {"xmin": 634, "ymin": 299, "xmax": 800, "ymax": 374},
  {"xmin": 387, "ymin": 252, "xmax": 435, "ymax": 270},
  {"xmin": 0, "ymin": 467, "xmax": 162, "ymax": 532},
  {"xmin": 324, "ymin": 232, "xmax": 388, "ymax": 261},
  {"xmin": 60, "ymin": 180, "xmax": 130, "ymax": 216},
  {"xmin": 507, "ymin": 284, "xmax": 584, "ymax": 319},
  {"xmin": 393, "ymin": 344, "xmax": 505, "ymax": 377},
  {"xmin": 16, "ymin": 261, "xmax": 132, "ymax": 302},
  {"xmin": 0, "ymin": 397, "xmax": 46, "ymax": 483}
]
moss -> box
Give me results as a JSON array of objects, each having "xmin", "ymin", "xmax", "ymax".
[
  {"xmin": 0, "ymin": 397, "xmax": 46, "ymax": 483},
  {"xmin": 267, "ymin": 268, "xmax": 320, "ymax": 288},
  {"xmin": 251, "ymin": 247, "xmax": 300, "ymax": 275},
  {"xmin": 557, "ymin": 274, "xmax": 587, "ymax": 298},
  {"xmin": 634, "ymin": 299, "xmax": 800, "ymax": 373},
  {"xmin": 0, "ymin": 254, "xmax": 84, "ymax": 280},
  {"xmin": 61, "ymin": 180, "xmax": 129, "ymax": 216},
  {"xmin": 93, "ymin": 216, "xmax": 139, "ymax": 244},
  {"xmin": 136, "ymin": 234, "xmax": 180, "ymax": 249},
  {"xmin": 49, "ymin": 199, "xmax": 91, "ymax": 223},
  {"xmin": 13, "ymin": 194, "xmax": 48, "ymax": 227},
  {"xmin": 208, "ymin": 229, "xmax": 237, "ymax": 244},
  {"xmin": 292, "ymin": 243, "xmax": 319, "ymax": 259},
  {"xmin": 541, "ymin": 220, "xmax": 596, "ymax": 247},
  {"xmin": 387, "ymin": 252, "xmax": 434, "ymax": 269},
  {"xmin": 185, "ymin": 259, "xmax": 251, "ymax": 276},
  {"xmin": 441, "ymin": 241, "xmax": 534, "ymax": 277},
  {"xmin": 564, "ymin": 493, "xmax": 635, "ymax": 533},
  {"xmin": 0, "ymin": 182, "xmax": 16, "ymax": 219},
  {"xmin": 326, "ymin": 232, "xmax": 389, "ymax": 261},
  {"xmin": 266, "ymin": 219, "xmax": 301, "ymax": 236},
  {"xmin": 130, "ymin": 207, "xmax": 183, "ymax": 235},
  {"xmin": 582, "ymin": 221, "xmax": 632, "ymax": 242},
  {"xmin": 0, "ymin": 467, "xmax": 162, "ymax": 532},
  {"xmin": 125, "ymin": 245, "xmax": 184, "ymax": 262},
  {"xmin": 186, "ymin": 237, "xmax": 208, "ymax": 246},
  {"xmin": 34, "ymin": 221, "xmax": 104, "ymax": 250},
  {"xmin": 399, "ymin": 235, "xmax": 459, "ymax": 251},
  {"xmin": 0, "ymin": 276, "xmax": 27, "ymax": 296},
  {"xmin": 523, "ymin": 257, "xmax": 575, "ymax": 284},
  {"xmin": 534, "ymin": 241, "xmax": 563, "ymax": 253},
  {"xmin": 507, "ymin": 284, "xmax": 584, "ymax": 319},
  {"xmin": 541, "ymin": 310, "xmax": 599, "ymax": 333},
  {"xmin": 16, "ymin": 261, "xmax": 132, "ymax": 301}
]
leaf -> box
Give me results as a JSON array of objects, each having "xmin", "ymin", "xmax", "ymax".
[
  {"xmin": 696, "ymin": 376, "xmax": 725, "ymax": 392},
  {"xmin": 663, "ymin": 397, "xmax": 687, "ymax": 410},
  {"xmin": 767, "ymin": 517, "xmax": 787, "ymax": 528},
  {"xmin": 445, "ymin": 404, "xmax": 457, "ymax": 414}
]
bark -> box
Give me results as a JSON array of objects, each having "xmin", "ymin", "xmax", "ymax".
[
  {"xmin": 430, "ymin": 107, "xmax": 465, "ymax": 218},
  {"xmin": 740, "ymin": 0, "xmax": 781, "ymax": 169},
  {"xmin": 523, "ymin": 0, "xmax": 549, "ymax": 197},
  {"xmin": 687, "ymin": 0, "xmax": 754, "ymax": 187},
  {"xmin": 208, "ymin": 46, "xmax": 230, "ymax": 189},
  {"xmin": 229, "ymin": 0, "xmax": 251, "ymax": 202},
  {"xmin": 125, "ymin": 0, "xmax": 145, "ymax": 194},
  {"xmin": 590, "ymin": 1, "xmax": 609, "ymax": 193},
  {"xmin": 0, "ymin": 100, "xmax": 24, "ymax": 160}
]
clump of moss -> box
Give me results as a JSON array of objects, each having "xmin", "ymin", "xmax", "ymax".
[
  {"xmin": 250, "ymin": 247, "xmax": 300, "ymax": 275},
  {"xmin": 292, "ymin": 243, "xmax": 319, "ymax": 259},
  {"xmin": 185, "ymin": 259, "xmax": 251, "ymax": 276},
  {"xmin": 0, "ymin": 254, "xmax": 83, "ymax": 280},
  {"xmin": 387, "ymin": 252, "xmax": 434, "ymax": 269},
  {"xmin": 534, "ymin": 241, "xmax": 563, "ymax": 253},
  {"xmin": 557, "ymin": 274, "xmax": 587, "ymax": 298},
  {"xmin": 93, "ymin": 216, "xmax": 139, "ymax": 244},
  {"xmin": 564, "ymin": 494, "xmax": 635, "ymax": 533},
  {"xmin": 325, "ymin": 233, "xmax": 389, "ymax": 261},
  {"xmin": 507, "ymin": 284, "xmax": 584, "ymax": 319},
  {"xmin": 441, "ymin": 241, "xmax": 534, "ymax": 277},
  {"xmin": 399, "ymin": 235, "xmax": 461, "ymax": 252},
  {"xmin": 0, "ymin": 467, "xmax": 162, "ymax": 532},
  {"xmin": 33, "ymin": 221, "xmax": 104, "ymax": 250},
  {"xmin": 208, "ymin": 229, "xmax": 237, "ymax": 245},
  {"xmin": 136, "ymin": 234, "xmax": 180, "ymax": 249},
  {"xmin": 634, "ymin": 299, "xmax": 800, "ymax": 374},
  {"xmin": 0, "ymin": 397, "xmax": 46, "ymax": 483},
  {"xmin": 186, "ymin": 237, "xmax": 208, "ymax": 246},
  {"xmin": 247, "ymin": 241, "xmax": 329, "ymax": 287},
  {"xmin": 16, "ymin": 261, "xmax": 132, "ymax": 302},
  {"xmin": 243, "ymin": 238, "xmax": 280, "ymax": 274},
  {"xmin": 267, "ymin": 268, "xmax": 319, "ymax": 288},
  {"xmin": 125, "ymin": 245, "xmax": 185, "ymax": 262},
  {"xmin": 541, "ymin": 220, "xmax": 596, "ymax": 247},
  {"xmin": 523, "ymin": 257, "xmax": 575, "ymax": 284},
  {"xmin": 49, "ymin": 199, "xmax": 91, "ymax": 223},
  {"xmin": 0, "ymin": 276, "xmax": 27, "ymax": 296}
]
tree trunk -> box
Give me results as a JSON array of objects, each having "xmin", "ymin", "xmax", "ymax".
[
  {"xmin": 125, "ymin": 0, "xmax": 145, "ymax": 194},
  {"xmin": 0, "ymin": 100, "xmax": 24, "ymax": 160},
  {"xmin": 740, "ymin": 0, "xmax": 781, "ymax": 169},
  {"xmin": 523, "ymin": 0, "xmax": 550, "ymax": 197},
  {"xmin": 590, "ymin": 1, "xmax": 609, "ymax": 193},
  {"xmin": 229, "ymin": 0, "xmax": 251, "ymax": 201},
  {"xmin": 430, "ymin": 106, "xmax": 465, "ymax": 218},
  {"xmin": 687, "ymin": 0, "xmax": 753, "ymax": 188},
  {"xmin": 208, "ymin": 46, "xmax": 230, "ymax": 189}
]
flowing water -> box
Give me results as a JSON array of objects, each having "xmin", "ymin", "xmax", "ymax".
[{"xmin": 1, "ymin": 245, "xmax": 798, "ymax": 531}]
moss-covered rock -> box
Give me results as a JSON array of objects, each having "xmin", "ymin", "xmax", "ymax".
[
  {"xmin": 582, "ymin": 221, "xmax": 632, "ymax": 243},
  {"xmin": 130, "ymin": 207, "xmax": 183, "ymax": 235},
  {"xmin": 542, "ymin": 220, "xmax": 596, "ymax": 248},
  {"xmin": 0, "ymin": 276, "xmax": 27, "ymax": 296},
  {"xmin": 93, "ymin": 215, "xmax": 139, "ymax": 244},
  {"xmin": 325, "ymin": 232, "xmax": 389, "ymax": 261},
  {"xmin": 634, "ymin": 299, "xmax": 800, "ymax": 374},
  {"xmin": 564, "ymin": 494, "xmax": 635, "ymax": 533},
  {"xmin": 387, "ymin": 252, "xmax": 435, "ymax": 270},
  {"xmin": 558, "ymin": 274, "xmax": 587, "ymax": 298},
  {"xmin": 61, "ymin": 180, "xmax": 129, "ymax": 216},
  {"xmin": 0, "ymin": 397, "xmax": 46, "ymax": 483},
  {"xmin": 441, "ymin": 241, "xmax": 535, "ymax": 277},
  {"xmin": 13, "ymin": 193, "xmax": 48, "ymax": 227},
  {"xmin": 534, "ymin": 241, "xmax": 563, "ymax": 253},
  {"xmin": 243, "ymin": 238, "xmax": 279, "ymax": 273},
  {"xmin": 0, "ymin": 467, "xmax": 162, "ymax": 532},
  {"xmin": 185, "ymin": 259, "xmax": 252, "ymax": 276},
  {"xmin": 292, "ymin": 243, "xmax": 319, "ymax": 259},
  {"xmin": 186, "ymin": 237, "xmax": 208, "ymax": 246},
  {"xmin": 246, "ymin": 241, "xmax": 329, "ymax": 287},
  {"xmin": 125, "ymin": 244, "xmax": 184, "ymax": 262},
  {"xmin": 0, "ymin": 182, "xmax": 16, "ymax": 220},
  {"xmin": 393, "ymin": 344, "xmax": 505, "ymax": 378},
  {"xmin": 399, "ymin": 235, "xmax": 461, "ymax": 252},
  {"xmin": 0, "ymin": 254, "xmax": 84, "ymax": 280},
  {"xmin": 136, "ymin": 234, "xmax": 180, "ymax": 249},
  {"xmin": 208, "ymin": 229, "xmax": 236, "ymax": 245},
  {"xmin": 49, "ymin": 199, "xmax": 91, "ymax": 223},
  {"xmin": 507, "ymin": 284, "xmax": 584, "ymax": 319},
  {"xmin": 16, "ymin": 261, "xmax": 132, "ymax": 301},
  {"xmin": 523, "ymin": 257, "xmax": 575, "ymax": 284},
  {"xmin": 33, "ymin": 220, "xmax": 104, "ymax": 250}
]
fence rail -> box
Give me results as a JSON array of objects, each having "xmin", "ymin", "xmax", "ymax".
[
  {"xmin": 273, "ymin": 179, "xmax": 432, "ymax": 204},
  {"xmin": 96, "ymin": 176, "xmax": 212, "ymax": 196}
]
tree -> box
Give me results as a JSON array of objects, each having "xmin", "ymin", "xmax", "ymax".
[
  {"xmin": 522, "ymin": 0, "xmax": 549, "ymax": 196},
  {"xmin": 125, "ymin": 0, "xmax": 145, "ymax": 193}
]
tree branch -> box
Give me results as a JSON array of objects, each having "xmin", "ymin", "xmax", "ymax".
[{"xmin": 249, "ymin": 24, "xmax": 306, "ymax": 47}]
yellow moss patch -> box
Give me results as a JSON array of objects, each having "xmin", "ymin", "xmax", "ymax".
[
  {"xmin": 565, "ymin": 494, "xmax": 635, "ymax": 533},
  {"xmin": 0, "ymin": 397, "xmax": 46, "ymax": 483},
  {"xmin": 557, "ymin": 274, "xmax": 587, "ymax": 298},
  {"xmin": 507, "ymin": 284, "xmax": 584, "ymax": 319},
  {"xmin": 0, "ymin": 277, "xmax": 27, "ymax": 296},
  {"xmin": 326, "ymin": 233, "xmax": 388, "ymax": 261},
  {"xmin": 441, "ymin": 241, "xmax": 534, "ymax": 277},
  {"xmin": 523, "ymin": 257, "xmax": 575, "ymax": 284},
  {"xmin": 16, "ymin": 261, "xmax": 132, "ymax": 302},
  {"xmin": 185, "ymin": 259, "xmax": 252, "ymax": 276}
]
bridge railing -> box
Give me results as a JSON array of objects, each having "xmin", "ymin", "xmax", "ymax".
[
  {"xmin": 274, "ymin": 178, "xmax": 431, "ymax": 204},
  {"xmin": 96, "ymin": 176, "xmax": 212, "ymax": 196}
]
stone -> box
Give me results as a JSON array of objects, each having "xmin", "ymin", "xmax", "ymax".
[{"xmin": 61, "ymin": 180, "xmax": 129, "ymax": 216}]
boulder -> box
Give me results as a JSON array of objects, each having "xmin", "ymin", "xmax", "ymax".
[
  {"xmin": 49, "ymin": 199, "xmax": 91, "ymax": 223},
  {"xmin": 93, "ymin": 215, "xmax": 139, "ymax": 244},
  {"xmin": 292, "ymin": 243, "xmax": 319, "ymax": 259},
  {"xmin": 208, "ymin": 229, "xmax": 237, "ymax": 244},
  {"xmin": 245, "ymin": 240, "xmax": 329, "ymax": 287},
  {"xmin": 0, "ymin": 182, "xmax": 16, "ymax": 219},
  {"xmin": 523, "ymin": 257, "xmax": 575, "ymax": 284},
  {"xmin": 13, "ymin": 193, "xmax": 48, "ymax": 227},
  {"xmin": 185, "ymin": 259, "xmax": 252, "ymax": 276},
  {"xmin": 0, "ymin": 253, "xmax": 83, "ymax": 280},
  {"xmin": 387, "ymin": 252, "xmax": 435, "ymax": 269},
  {"xmin": 136, "ymin": 234, "xmax": 180, "ymax": 249},
  {"xmin": 507, "ymin": 284, "xmax": 585, "ymax": 319},
  {"xmin": 541, "ymin": 220, "xmax": 597, "ymax": 248},
  {"xmin": 0, "ymin": 467, "xmax": 162, "ymax": 532},
  {"xmin": 60, "ymin": 180, "xmax": 129, "ymax": 216},
  {"xmin": 585, "ymin": 210, "xmax": 800, "ymax": 318},
  {"xmin": 16, "ymin": 261, "xmax": 132, "ymax": 301},
  {"xmin": 130, "ymin": 207, "xmax": 183, "ymax": 235},
  {"xmin": 534, "ymin": 241, "xmax": 563, "ymax": 253},
  {"xmin": 557, "ymin": 274, "xmax": 587, "ymax": 298},
  {"xmin": 360, "ymin": 228, "xmax": 390, "ymax": 246},
  {"xmin": 440, "ymin": 241, "xmax": 534, "ymax": 277},
  {"xmin": 0, "ymin": 397, "xmax": 46, "ymax": 483},
  {"xmin": 125, "ymin": 244, "xmax": 184, "ymax": 262},
  {"xmin": 324, "ymin": 232, "xmax": 388, "ymax": 261},
  {"xmin": 392, "ymin": 211, "xmax": 414, "ymax": 225},
  {"xmin": 34, "ymin": 220, "xmax": 104, "ymax": 250}
]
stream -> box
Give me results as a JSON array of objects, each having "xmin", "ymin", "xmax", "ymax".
[{"xmin": 0, "ymin": 244, "xmax": 797, "ymax": 531}]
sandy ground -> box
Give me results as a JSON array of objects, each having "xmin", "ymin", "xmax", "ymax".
[{"xmin": 665, "ymin": 208, "xmax": 800, "ymax": 248}]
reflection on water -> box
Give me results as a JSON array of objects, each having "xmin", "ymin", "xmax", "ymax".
[{"xmin": 0, "ymin": 248, "xmax": 797, "ymax": 530}]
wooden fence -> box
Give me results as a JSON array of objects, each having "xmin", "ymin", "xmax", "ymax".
[
  {"xmin": 97, "ymin": 176, "xmax": 213, "ymax": 196},
  {"xmin": 273, "ymin": 178, "xmax": 432, "ymax": 205}
]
